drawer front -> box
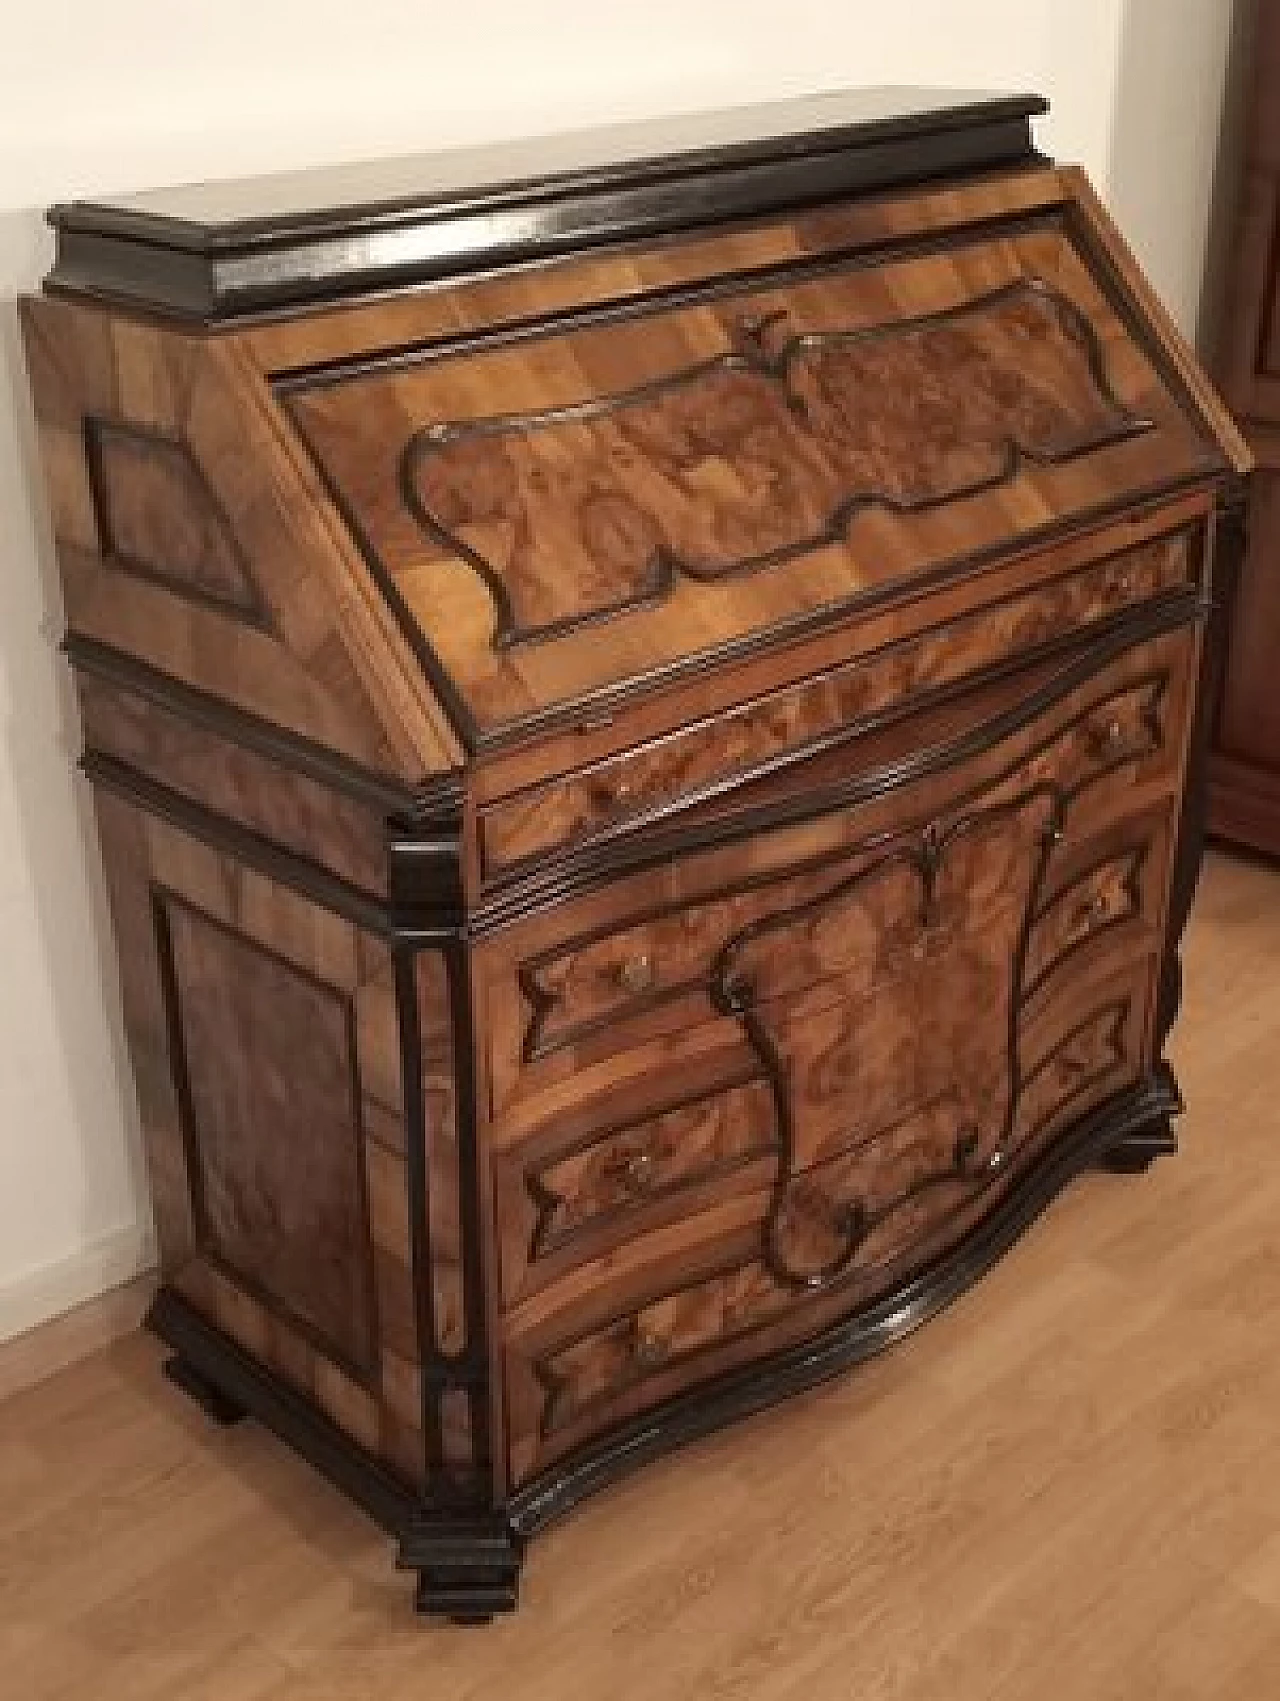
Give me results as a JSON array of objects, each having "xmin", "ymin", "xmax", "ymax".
[
  {"xmin": 493, "ymin": 1072, "xmax": 778, "ymax": 1308},
  {"xmin": 480, "ymin": 626, "xmax": 1194, "ymax": 1132},
  {"xmin": 502, "ymin": 948, "xmax": 1159, "ymax": 1486},
  {"xmin": 479, "ymin": 526, "xmax": 1195, "ymax": 882}
]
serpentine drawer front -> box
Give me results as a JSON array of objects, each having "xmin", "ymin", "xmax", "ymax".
[{"xmin": 21, "ymin": 89, "xmax": 1248, "ymax": 1619}]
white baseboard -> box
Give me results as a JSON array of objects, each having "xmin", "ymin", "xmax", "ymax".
[{"xmin": 0, "ymin": 1221, "xmax": 158, "ymax": 1345}]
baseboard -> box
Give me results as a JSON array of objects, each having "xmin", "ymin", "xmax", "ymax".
[
  {"xmin": 0, "ymin": 1267, "xmax": 157, "ymax": 1403},
  {"xmin": 0, "ymin": 1220, "xmax": 157, "ymax": 1347}
]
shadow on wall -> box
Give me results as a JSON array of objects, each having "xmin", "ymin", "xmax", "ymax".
[
  {"xmin": 1106, "ymin": 0, "xmax": 1258, "ymax": 351},
  {"xmin": 0, "ymin": 207, "xmax": 152, "ymax": 1311}
]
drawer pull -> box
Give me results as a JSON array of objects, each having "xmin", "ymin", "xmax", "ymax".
[
  {"xmin": 1074, "ymin": 892, "xmax": 1110, "ymax": 928},
  {"xmin": 622, "ymin": 1149, "xmax": 655, "ymax": 1192},
  {"xmin": 1090, "ymin": 717, "xmax": 1127, "ymax": 755},
  {"xmin": 614, "ymin": 953, "xmax": 655, "ymax": 995},
  {"xmin": 589, "ymin": 772, "xmax": 634, "ymax": 810},
  {"xmin": 631, "ymin": 1323, "xmax": 670, "ymax": 1370}
]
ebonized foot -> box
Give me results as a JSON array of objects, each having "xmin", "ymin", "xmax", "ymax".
[
  {"xmin": 398, "ymin": 1512, "xmax": 522, "ymax": 1621},
  {"xmin": 1097, "ymin": 1126, "xmax": 1178, "ymax": 1173},
  {"xmin": 1095, "ymin": 1059, "xmax": 1181, "ymax": 1174},
  {"xmin": 162, "ymin": 1351, "xmax": 248, "ymax": 1426}
]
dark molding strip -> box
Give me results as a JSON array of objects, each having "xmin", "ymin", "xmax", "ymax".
[
  {"xmin": 471, "ymin": 593, "xmax": 1208, "ymax": 935},
  {"xmin": 81, "ymin": 748, "xmax": 395, "ymax": 937},
  {"xmin": 64, "ymin": 630, "xmax": 420, "ymax": 817},
  {"xmin": 147, "ymin": 1287, "xmax": 419, "ymax": 1535},
  {"xmin": 271, "ymin": 206, "xmax": 1071, "ymax": 392},
  {"xmin": 47, "ymin": 95, "xmax": 1046, "ymax": 322}
]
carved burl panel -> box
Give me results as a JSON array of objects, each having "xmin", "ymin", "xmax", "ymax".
[
  {"xmin": 713, "ymin": 796, "xmax": 1057, "ymax": 1288},
  {"xmin": 404, "ymin": 282, "xmax": 1147, "ymax": 649},
  {"xmin": 284, "ymin": 223, "xmax": 1221, "ymax": 736}
]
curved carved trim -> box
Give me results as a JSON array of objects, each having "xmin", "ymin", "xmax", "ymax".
[
  {"xmin": 509, "ymin": 1065, "xmax": 1181, "ymax": 1536},
  {"xmin": 399, "ymin": 277, "xmax": 1154, "ymax": 651},
  {"xmin": 1023, "ymin": 845, "xmax": 1147, "ymax": 999},
  {"xmin": 710, "ymin": 788, "xmax": 1062, "ymax": 1292},
  {"xmin": 516, "ymin": 661, "xmax": 1172, "ymax": 1064},
  {"xmin": 522, "ymin": 667, "xmax": 1174, "ymax": 1431}
]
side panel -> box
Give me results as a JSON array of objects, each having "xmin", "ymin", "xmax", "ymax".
[
  {"xmin": 89, "ymin": 782, "xmax": 482, "ymax": 1496},
  {"xmin": 19, "ymin": 294, "xmax": 460, "ymax": 782}
]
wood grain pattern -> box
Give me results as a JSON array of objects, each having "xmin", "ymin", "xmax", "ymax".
[
  {"xmin": 503, "ymin": 955, "xmax": 1155, "ymax": 1486},
  {"xmin": 479, "ymin": 526, "xmax": 1193, "ymax": 880},
  {"xmin": 286, "ymin": 218, "xmax": 1223, "ymax": 740},
  {"xmin": 403, "ymin": 280, "xmax": 1148, "ymax": 646},
  {"xmin": 15, "ymin": 120, "xmax": 1248, "ymax": 1614},
  {"xmin": 84, "ymin": 419, "xmax": 268, "ymax": 622},
  {"xmin": 76, "ymin": 671, "xmax": 391, "ymax": 895},
  {"xmin": 481, "ymin": 629, "xmax": 1191, "ymax": 1131},
  {"xmin": 19, "ymin": 295, "xmax": 460, "ymax": 780},
  {"xmin": 158, "ymin": 893, "xmax": 376, "ymax": 1379},
  {"xmin": 1, "ymin": 854, "xmax": 1275, "ymax": 1689},
  {"xmin": 90, "ymin": 790, "xmax": 431, "ymax": 1488}
]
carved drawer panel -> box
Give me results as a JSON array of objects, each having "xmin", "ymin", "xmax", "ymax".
[
  {"xmin": 481, "ymin": 627, "xmax": 1194, "ymax": 1129},
  {"xmin": 479, "ymin": 527, "xmax": 1194, "ymax": 882},
  {"xmin": 502, "ymin": 952, "xmax": 1155, "ymax": 1487},
  {"xmin": 493, "ymin": 1073, "xmax": 778, "ymax": 1308}
]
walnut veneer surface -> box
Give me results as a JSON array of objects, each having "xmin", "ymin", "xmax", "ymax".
[{"xmin": 19, "ymin": 87, "xmax": 1249, "ymax": 1619}]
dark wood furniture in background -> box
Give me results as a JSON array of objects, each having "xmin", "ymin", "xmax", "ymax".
[
  {"xmin": 1213, "ymin": 6, "xmax": 1280, "ymax": 853},
  {"xmin": 20, "ymin": 89, "xmax": 1248, "ymax": 1619}
]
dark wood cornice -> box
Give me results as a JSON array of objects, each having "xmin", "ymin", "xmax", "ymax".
[{"xmin": 45, "ymin": 90, "xmax": 1046, "ymax": 323}]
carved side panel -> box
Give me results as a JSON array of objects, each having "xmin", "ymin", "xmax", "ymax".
[{"xmin": 93, "ymin": 789, "xmax": 428, "ymax": 1488}]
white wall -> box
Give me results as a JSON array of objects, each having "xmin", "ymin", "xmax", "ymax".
[{"xmin": 0, "ymin": 0, "xmax": 1247, "ymax": 1339}]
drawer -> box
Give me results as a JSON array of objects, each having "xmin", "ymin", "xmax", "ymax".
[
  {"xmin": 478, "ymin": 624, "xmax": 1196, "ymax": 1133},
  {"xmin": 478, "ymin": 526, "xmax": 1195, "ymax": 882},
  {"xmin": 502, "ymin": 952, "xmax": 1159, "ymax": 1486},
  {"xmin": 493, "ymin": 1068, "xmax": 778, "ymax": 1309}
]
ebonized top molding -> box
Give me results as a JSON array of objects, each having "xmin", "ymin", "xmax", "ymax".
[{"xmin": 45, "ymin": 88, "xmax": 1048, "ymax": 323}]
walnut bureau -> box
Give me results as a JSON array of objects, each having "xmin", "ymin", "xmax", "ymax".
[{"xmin": 20, "ymin": 88, "xmax": 1249, "ymax": 1619}]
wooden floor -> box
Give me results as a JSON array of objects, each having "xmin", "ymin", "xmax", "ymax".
[{"xmin": 4, "ymin": 849, "xmax": 1280, "ymax": 1699}]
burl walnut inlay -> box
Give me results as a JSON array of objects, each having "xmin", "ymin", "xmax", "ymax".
[{"xmin": 404, "ymin": 281, "xmax": 1146, "ymax": 647}]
